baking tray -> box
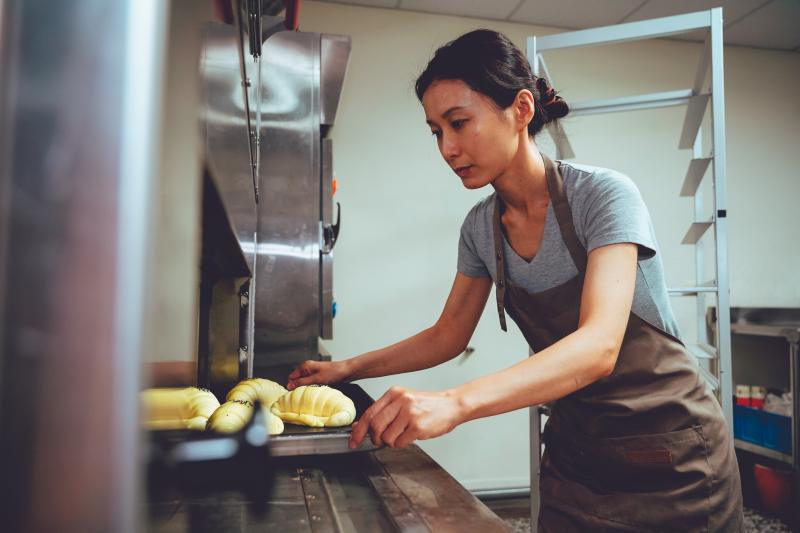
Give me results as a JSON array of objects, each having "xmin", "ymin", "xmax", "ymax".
[{"xmin": 269, "ymin": 383, "xmax": 383, "ymax": 456}]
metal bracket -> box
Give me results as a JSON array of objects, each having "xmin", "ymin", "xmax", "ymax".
[
  {"xmin": 320, "ymin": 202, "xmax": 340, "ymax": 255},
  {"xmin": 246, "ymin": 0, "xmax": 263, "ymax": 59}
]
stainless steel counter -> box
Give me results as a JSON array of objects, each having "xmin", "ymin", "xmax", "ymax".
[{"xmin": 148, "ymin": 444, "xmax": 510, "ymax": 533}]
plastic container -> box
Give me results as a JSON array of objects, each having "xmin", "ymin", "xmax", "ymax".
[
  {"xmin": 753, "ymin": 464, "xmax": 791, "ymax": 514},
  {"xmin": 736, "ymin": 384, "xmax": 751, "ymax": 407},
  {"xmin": 733, "ymin": 404, "xmax": 792, "ymax": 454},
  {"xmin": 751, "ymin": 386, "xmax": 766, "ymax": 410}
]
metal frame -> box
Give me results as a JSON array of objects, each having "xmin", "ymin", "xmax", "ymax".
[
  {"xmin": 727, "ymin": 320, "xmax": 800, "ymax": 468},
  {"xmin": 527, "ymin": 9, "xmax": 730, "ymax": 524}
]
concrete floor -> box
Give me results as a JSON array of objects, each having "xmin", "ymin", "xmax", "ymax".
[{"xmin": 482, "ymin": 498, "xmax": 794, "ymax": 532}]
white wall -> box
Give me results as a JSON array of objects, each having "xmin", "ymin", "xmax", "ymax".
[{"xmin": 299, "ymin": 1, "xmax": 800, "ymax": 490}]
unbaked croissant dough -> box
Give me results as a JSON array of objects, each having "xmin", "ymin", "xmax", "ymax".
[
  {"xmin": 207, "ymin": 378, "xmax": 286, "ymax": 435},
  {"xmin": 271, "ymin": 385, "xmax": 356, "ymax": 427},
  {"xmin": 206, "ymin": 398, "xmax": 254, "ymax": 434},
  {"xmin": 142, "ymin": 387, "xmax": 220, "ymax": 431},
  {"xmin": 227, "ymin": 378, "xmax": 287, "ymax": 409},
  {"xmin": 261, "ymin": 403, "xmax": 285, "ymax": 435}
]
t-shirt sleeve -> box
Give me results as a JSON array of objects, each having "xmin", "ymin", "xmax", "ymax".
[
  {"xmin": 580, "ymin": 170, "xmax": 657, "ymax": 260},
  {"xmin": 457, "ymin": 209, "xmax": 490, "ymax": 278}
]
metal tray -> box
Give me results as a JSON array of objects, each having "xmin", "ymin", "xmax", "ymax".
[{"xmin": 269, "ymin": 383, "xmax": 383, "ymax": 456}]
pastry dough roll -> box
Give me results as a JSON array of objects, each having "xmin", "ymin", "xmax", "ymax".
[
  {"xmin": 142, "ymin": 387, "xmax": 220, "ymax": 431},
  {"xmin": 271, "ymin": 385, "xmax": 356, "ymax": 427},
  {"xmin": 261, "ymin": 404, "xmax": 285, "ymax": 435},
  {"xmin": 226, "ymin": 378, "xmax": 287, "ymax": 408},
  {"xmin": 206, "ymin": 399, "xmax": 254, "ymax": 434}
]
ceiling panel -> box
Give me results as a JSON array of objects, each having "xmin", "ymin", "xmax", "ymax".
[
  {"xmin": 398, "ymin": 0, "xmax": 522, "ymax": 20},
  {"xmin": 623, "ymin": 0, "xmax": 771, "ymax": 25},
  {"xmin": 315, "ymin": 0, "xmax": 400, "ymax": 8},
  {"xmin": 510, "ymin": 0, "xmax": 645, "ymax": 28},
  {"xmin": 312, "ymin": 0, "xmax": 799, "ymax": 52},
  {"xmin": 724, "ymin": 0, "xmax": 800, "ymax": 49}
]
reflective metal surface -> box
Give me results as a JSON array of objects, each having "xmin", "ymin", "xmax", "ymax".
[
  {"xmin": 254, "ymin": 30, "xmax": 322, "ymax": 377},
  {"xmin": 201, "ymin": 21, "xmax": 261, "ymax": 377},
  {"xmin": 0, "ymin": 0, "xmax": 169, "ymax": 531},
  {"xmin": 320, "ymin": 34, "xmax": 352, "ymax": 127},
  {"xmin": 201, "ymin": 22, "xmax": 258, "ymax": 274},
  {"xmin": 321, "ymin": 138, "xmax": 334, "ymax": 339},
  {"xmin": 254, "ymin": 28, "xmax": 351, "ymax": 376}
]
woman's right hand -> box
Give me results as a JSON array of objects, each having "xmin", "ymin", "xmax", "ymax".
[{"xmin": 286, "ymin": 360, "xmax": 349, "ymax": 390}]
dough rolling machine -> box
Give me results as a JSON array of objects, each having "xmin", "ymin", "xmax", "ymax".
[{"xmin": 0, "ymin": 0, "xmax": 510, "ymax": 531}]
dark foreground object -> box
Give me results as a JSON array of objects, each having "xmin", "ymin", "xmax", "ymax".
[{"xmin": 147, "ymin": 443, "xmax": 510, "ymax": 532}]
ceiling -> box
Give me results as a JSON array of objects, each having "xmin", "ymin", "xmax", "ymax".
[{"xmin": 313, "ymin": 0, "xmax": 800, "ymax": 52}]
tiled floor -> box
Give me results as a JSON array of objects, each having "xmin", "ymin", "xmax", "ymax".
[{"xmin": 484, "ymin": 499, "xmax": 793, "ymax": 532}]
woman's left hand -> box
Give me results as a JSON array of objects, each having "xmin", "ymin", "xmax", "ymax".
[{"xmin": 349, "ymin": 386, "xmax": 465, "ymax": 449}]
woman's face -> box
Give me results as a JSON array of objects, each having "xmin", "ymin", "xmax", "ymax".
[{"xmin": 423, "ymin": 79, "xmax": 525, "ymax": 190}]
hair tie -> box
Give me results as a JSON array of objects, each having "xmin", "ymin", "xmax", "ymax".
[
  {"xmin": 543, "ymin": 87, "xmax": 553, "ymax": 95},
  {"xmin": 544, "ymin": 94, "xmax": 556, "ymax": 106}
]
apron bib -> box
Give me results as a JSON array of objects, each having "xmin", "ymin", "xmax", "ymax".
[{"xmin": 492, "ymin": 156, "xmax": 743, "ymax": 532}]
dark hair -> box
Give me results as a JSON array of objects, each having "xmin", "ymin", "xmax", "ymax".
[{"xmin": 415, "ymin": 29, "xmax": 568, "ymax": 137}]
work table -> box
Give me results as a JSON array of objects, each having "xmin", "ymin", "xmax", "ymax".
[{"xmin": 147, "ymin": 443, "xmax": 510, "ymax": 532}]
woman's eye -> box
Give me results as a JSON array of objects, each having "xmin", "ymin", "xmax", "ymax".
[
  {"xmin": 452, "ymin": 120, "xmax": 466, "ymax": 130},
  {"xmin": 431, "ymin": 130, "xmax": 442, "ymax": 139}
]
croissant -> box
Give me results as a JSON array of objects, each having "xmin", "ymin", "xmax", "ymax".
[
  {"xmin": 142, "ymin": 387, "xmax": 220, "ymax": 431},
  {"xmin": 227, "ymin": 378, "xmax": 287, "ymax": 408},
  {"xmin": 271, "ymin": 385, "xmax": 356, "ymax": 427},
  {"xmin": 207, "ymin": 378, "xmax": 287, "ymax": 435},
  {"xmin": 206, "ymin": 398, "xmax": 254, "ymax": 434}
]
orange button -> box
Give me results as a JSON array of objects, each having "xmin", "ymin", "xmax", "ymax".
[{"xmin": 333, "ymin": 179, "xmax": 338, "ymax": 196}]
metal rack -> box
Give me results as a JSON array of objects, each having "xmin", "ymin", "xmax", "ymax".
[
  {"xmin": 709, "ymin": 308, "xmax": 800, "ymax": 468},
  {"xmin": 526, "ymin": 9, "xmax": 731, "ymax": 524}
]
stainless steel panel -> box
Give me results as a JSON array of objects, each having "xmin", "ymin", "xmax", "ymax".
[
  {"xmin": 254, "ymin": 30, "xmax": 321, "ymax": 375},
  {"xmin": 201, "ymin": 22, "xmax": 258, "ymax": 274},
  {"xmin": 201, "ymin": 21, "xmax": 260, "ymax": 376},
  {"xmin": 270, "ymin": 432, "xmax": 382, "ymax": 457},
  {"xmin": 233, "ymin": 0, "xmax": 258, "ymax": 201},
  {"xmin": 320, "ymin": 34, "xmax": 352, "ymax": 127},
  {"xmin": 321, "ymin": 138, "xmax": 334, "ymax": 339},
  {"xmin": 0, "ymin": 0, "xmax": 169, "ymax": 531}
]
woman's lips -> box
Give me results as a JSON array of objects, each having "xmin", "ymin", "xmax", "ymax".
[{"xmin": 455, "ymin": 165, "xmax": 473, "ymax": 178}]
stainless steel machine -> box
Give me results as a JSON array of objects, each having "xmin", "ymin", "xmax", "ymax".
[{"xmin": 0, "ymin": 1, "xmax": 511, "ymax": 531}]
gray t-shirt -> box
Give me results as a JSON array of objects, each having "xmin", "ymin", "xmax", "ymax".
[{"xmin": 458, "ymin": 161, "xmax": 681, "ymax": 340}]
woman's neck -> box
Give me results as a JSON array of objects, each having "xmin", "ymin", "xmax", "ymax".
[{"xmin": 491, "ymin": 136, "xmax": 549, "ymax": 216}]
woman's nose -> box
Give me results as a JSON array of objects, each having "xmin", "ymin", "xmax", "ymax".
[{"xmin": 441, "ymin": 134, "xmax": 460, "ymax": 160}]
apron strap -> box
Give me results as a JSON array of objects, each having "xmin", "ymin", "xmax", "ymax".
[
  {"xmin": 543, "ymin": 155, "xmax": 588, "ymax": 274},
  {"xmin": 491, "ymin": 155, "xmax": 587, "ymax": 331},
  {"xmin": 492, "ymin": 194, "xmax": 508, "ymax": 332}
]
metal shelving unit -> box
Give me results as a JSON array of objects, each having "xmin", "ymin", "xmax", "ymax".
[
  {"xmin": 711, "ymin": 312, "xmax": 800, "ymax": 467},
  {"xmin": 526, "ymin": 9, "xmax": 731, "ymax": 524}
]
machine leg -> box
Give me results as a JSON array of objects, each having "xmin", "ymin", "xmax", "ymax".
[{"xmin": 530, "ymin": 405, "xmax": 541, "ymax": 529}]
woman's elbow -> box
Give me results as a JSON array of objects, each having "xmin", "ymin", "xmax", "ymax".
[{"xmin": 597, "ymin": 341, "xmax": 620, "ymax": 378}]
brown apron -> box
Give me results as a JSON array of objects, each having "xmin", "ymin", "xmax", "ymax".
[{"xmin": 492, "ymin": 156, "xmax": 743, "ymax": 532}]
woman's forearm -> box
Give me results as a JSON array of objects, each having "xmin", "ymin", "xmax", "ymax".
[
  {"xmin": 342, "ymin": 324, "xmax": 465, "ymax": 382},
  {"xmin": 451, "ymin": 325, "xmax": 618, "ymax": 423}
]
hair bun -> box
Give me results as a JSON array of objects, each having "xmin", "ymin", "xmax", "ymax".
[{"xmin": 533, "ymin": 77, "xmax": 569, "ymax": 125}]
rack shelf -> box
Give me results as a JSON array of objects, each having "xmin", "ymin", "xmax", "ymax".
[
  {"xmin": 680, "ymin": 157, "xmax": 712, "ymax": 197},
  {"xmin": 734, "ymin": 438, "xmax": 792, "ymax": 464},
  {"xmin": 681, "ymin": 221, "xmax": 714, "ymax": 245}
]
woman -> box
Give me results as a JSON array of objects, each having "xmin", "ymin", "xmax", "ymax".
[{"xmin": 288, "ymin": 30, "xmax": 743, "ymax": 532}]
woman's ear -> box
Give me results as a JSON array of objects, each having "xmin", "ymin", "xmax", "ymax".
[{"xmin": 516, "ymin": 89, "xmax": 535, "ymax": 131}]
